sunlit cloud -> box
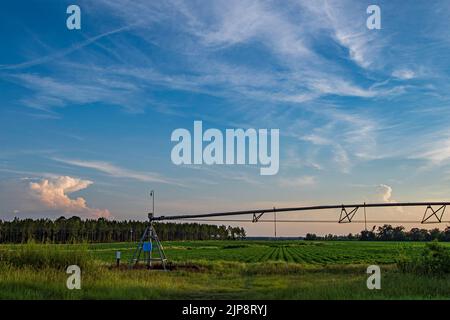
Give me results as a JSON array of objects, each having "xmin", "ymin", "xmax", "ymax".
[{"xmin": 29, "ymin": 176, "xmax": 110, "ymax": 218}]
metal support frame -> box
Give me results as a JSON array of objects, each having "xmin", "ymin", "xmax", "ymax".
[
  {"xmin": 274, "ymin": 207, "xmax": 277, "ymax": 239},
  {"xmin": 421, "ymin": 205, "xmax": 446, "ymax": 224},
  {"xmin": 129, "ymin": 222, "xmax": 167, "ymax": 270},
  {"xmin": 252, "ymin": 212, "xmax": 265, "ymax": 222},
  {"xmin": 339, "ymin": 205, "xmax": 359, "ymax": 223},
  {"xmin": 151, "ymin": 201, "xmax": 450, "ymax": 224}
]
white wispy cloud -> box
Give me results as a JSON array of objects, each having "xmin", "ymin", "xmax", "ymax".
[
  {"xmin": 392, "ymin": 69, "xmax": 416, "ymax": 80},
  {"xmin": 0, "ymin": 0, "xmax": 438, "ymax": 178},
  {"xmin": 0, "ymin": 24, "xmax": 134, "ymax": 71},
  {"xmin": 286, "ymin": 105, "xmax": 380, "ymax": 173},
  {"xmin": 10, "ymin": 72, "xmax": 145, "ymax": 112},
  {"xmin": 2, "ymin": 0, "xmax": 404, "ymax": 125},
  {"xmin": 52, "ymin": 158, "xmax": 182, "ymax": 186},
  {"xmin": 278, "ymin": 176, "xmax": 316, "ymax": 188},
  {"xmin": 298, "ymin": 0, "xmax": 383, "ymax": 69},
  {"xmin": 408, "ymin": 133, "xmax": 450, "ymax": 167},
  {"xmin": 73, "ymin": 0, "xmax": 401, "ymax": 103}
]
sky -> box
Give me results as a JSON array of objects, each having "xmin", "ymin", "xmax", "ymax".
[{"xmin": 1, "ymin": 0, "xmax": 450, "ymax": 236}]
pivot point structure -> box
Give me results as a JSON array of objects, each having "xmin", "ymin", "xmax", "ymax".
[{"xmin": 129, "ymin": 191, "xmax": 167, "ymax": 270}]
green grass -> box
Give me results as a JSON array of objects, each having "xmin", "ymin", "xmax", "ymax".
[
  {"xmin": 0, "ymin": 241, "xmax": 93, "ymax": 270},
  {"xmin": 0, "ymin": 240, "xmax": 449, "ymax": 299}
]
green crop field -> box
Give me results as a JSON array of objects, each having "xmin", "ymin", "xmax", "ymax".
[
  {"xmin": 0, "ymin": 240, "xmax": 449, "ymax": 299},
  {"xmin": 85, "ymin": 240, "xmax": 441, "ymax": 264}
]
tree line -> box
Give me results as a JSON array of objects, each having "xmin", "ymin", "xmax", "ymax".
[
  {"xmin": 0, "ymin": 216, "xmax": 246, "ymax": 243},
  {"xmin": 305, "ymin": 224, "xmax": 450, "ymax": 241}
]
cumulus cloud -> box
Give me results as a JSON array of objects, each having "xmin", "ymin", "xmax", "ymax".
[
  {"xmin": 29, "ymin": 176, "xmax": 110, "ymax": 218},
  {"xmin": 376, "ymin": 184, "xmax": 393, "ymax": 202},
  {"xmin": 374, "ymin": 184, "xmax": 405, "ymax": 214}
]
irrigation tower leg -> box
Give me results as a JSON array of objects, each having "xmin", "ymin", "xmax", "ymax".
[
  {"xmin": 129, "ymin": 225, "xmax": 148, "ymax": 268},
  {"xmin": 151, "ymin": 224, "xmax": 167, "ymax": 270}
]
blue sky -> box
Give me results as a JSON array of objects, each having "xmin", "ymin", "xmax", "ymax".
[{"xmin": 1, "ymin": 0, "xmax": 450, "ymax": 235}]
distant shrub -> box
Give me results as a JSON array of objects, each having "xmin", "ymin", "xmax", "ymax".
[
  {"xmin": 0, "ymin": 242, "xmax": 94, "ymax": 270},
  {"xmin": 397, "ymin": 241, "xmax": 450, "ymax": 275}
]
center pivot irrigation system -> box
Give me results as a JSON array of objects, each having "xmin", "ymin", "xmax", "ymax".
[{"xmin": 129, "ymin": 191, "xmax": 450, "ymax": 270}]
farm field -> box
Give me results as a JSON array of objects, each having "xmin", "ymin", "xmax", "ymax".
[
  {"xmin": 0, "ymin": 240, "xmax": 449, "ymax": 299},
  {"xmin": 86, "ymin": 240, "xmax": 446, "ymax": 264}
]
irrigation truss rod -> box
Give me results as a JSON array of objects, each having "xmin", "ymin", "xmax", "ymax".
[
  {"xmin": 151, "ymin": 201, "xmax": 450, "ymax": 222},
  {"xmin": 165, "ymin": 219, "xmax": 450, "ymax": 224}
]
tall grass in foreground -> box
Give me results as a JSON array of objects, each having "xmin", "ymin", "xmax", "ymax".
[
  {"xmin": 1, "ymin": 261, "xmax": 449, "ymax": 299},
  {"xmin": 0, "ymin": 242, "xmax": 94, "ymax": 270},
  {"xmin": 397, "ymin": 241, "xmax": 450, "ymax": 275}
]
